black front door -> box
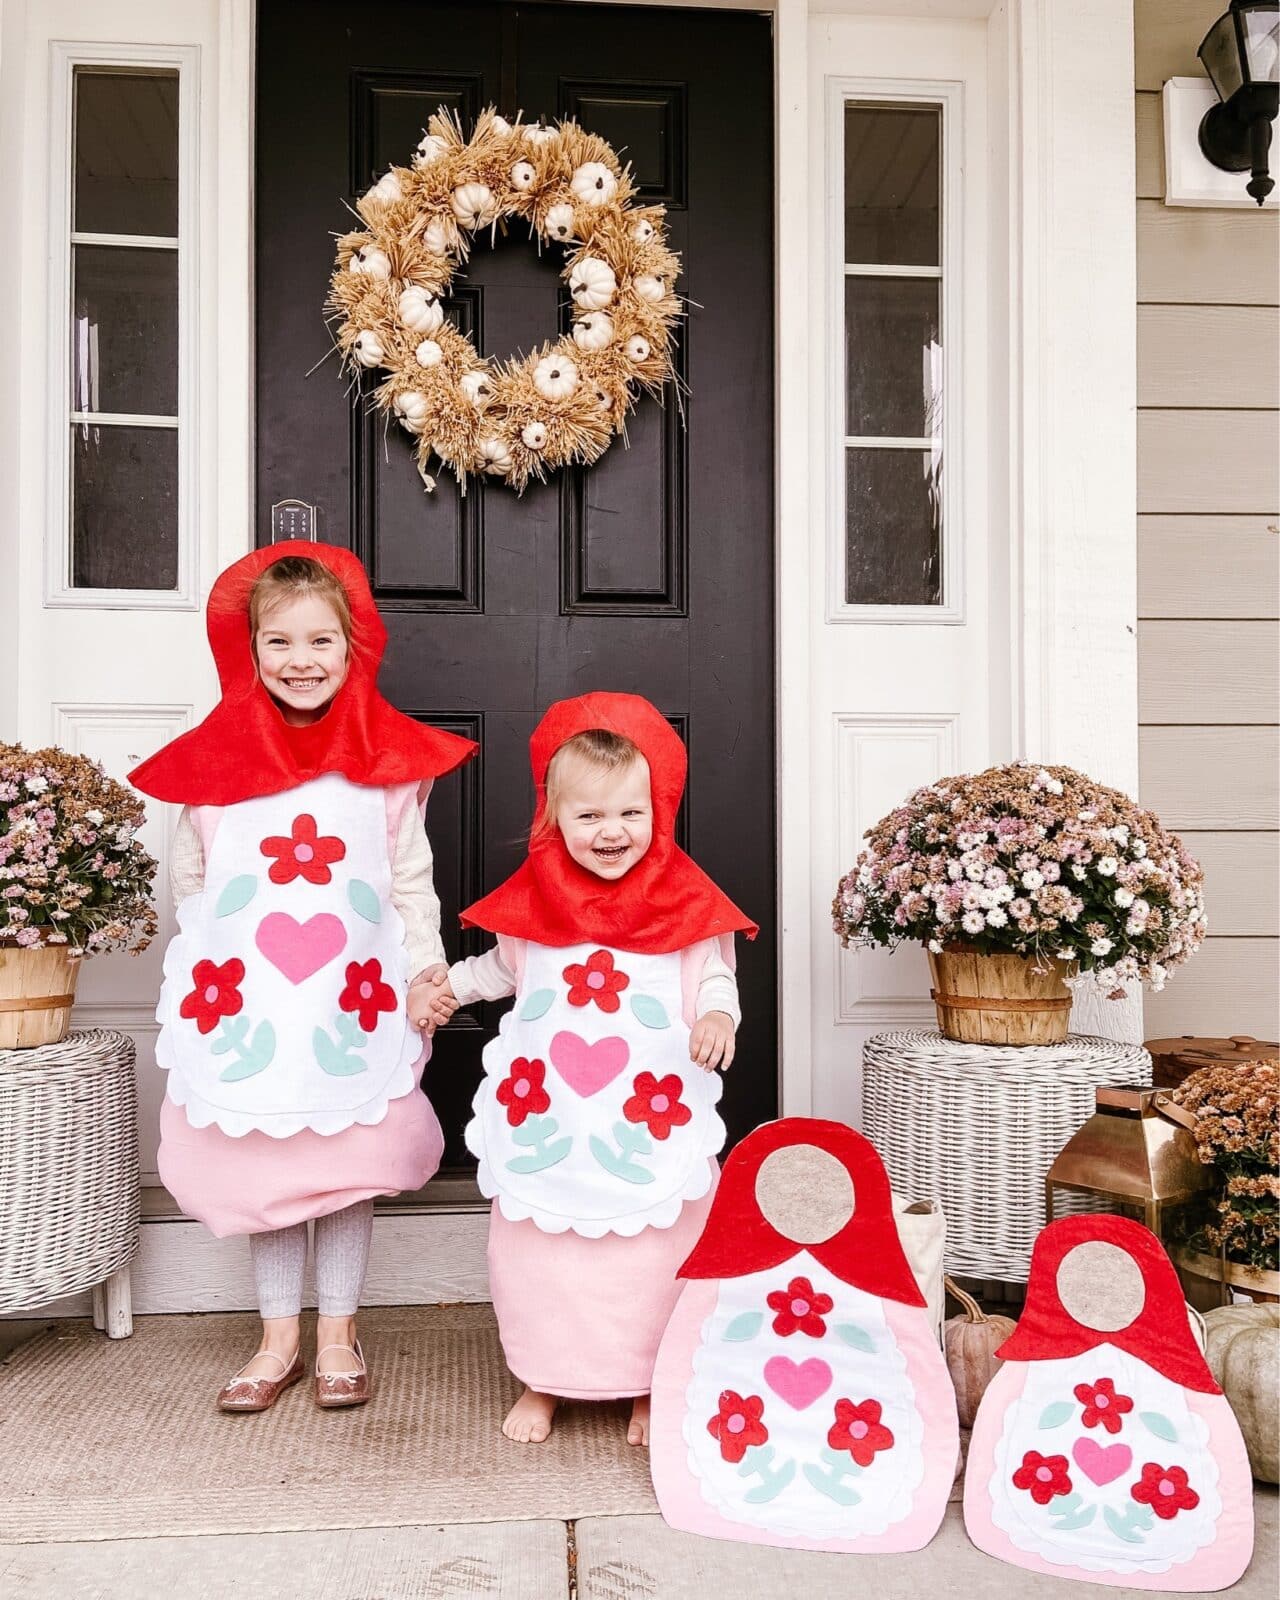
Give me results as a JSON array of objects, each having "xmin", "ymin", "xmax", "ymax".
[{"xmin": 255, "ymin": 0, "xmax": 776, "ymax": 1171}]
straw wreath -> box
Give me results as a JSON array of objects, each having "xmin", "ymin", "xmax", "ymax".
[{"xmin": 327, "ymin": 106, "xmax": 683, "ymax": 494}]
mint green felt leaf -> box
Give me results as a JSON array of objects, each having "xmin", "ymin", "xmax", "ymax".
[
  {"xmin": 836, "ymin": 1324, "xmax": 875, "ymax": 1354},
  {"xmin": 215, "ymin": 875, "xmax": 257, "ymax": 918},
  {"xmin": 519, "ymin": 988, "xmax": 555, "ymax": 1021},
  {"xmin": 1037, "ymin": 1401, "xmax": 1075, "ymax": 1430},
  {"xmin": 723, "ymin": 1311, "xmax": 764, "ymax": 1342},
  {"xmin": 1104, "ymin": 1503, "xmax": 1152, "ymax": 1544},
  {"xmin": 346, "ymin": 879, "xmax": 381, "ymax": 924},
  {"xmin": 216, "ymin": 1019, "xmax": 276, "ymax": 1081},
  {"xmin": 314, "ymin": 1016, "xmax": 367, "ymax": 1076},
  {"xmin": 1139, "ymin": 1411, "xmax": 1178, "ymax": 1443},
  {"xmin": 629, "ymin": 993, "xmax": 670, "ymax": 1030}
]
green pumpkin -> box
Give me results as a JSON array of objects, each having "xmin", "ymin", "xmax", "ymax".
[{"xmin": 1204, "ymin": 1303, "xmax": 1280, "ymax": 1483}]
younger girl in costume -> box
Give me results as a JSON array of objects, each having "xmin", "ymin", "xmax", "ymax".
[
  {"xmin": 130, "ymin": 542, "xmax": 474, "ymax": 1412},
  {"xmin": 426, "ymin": 692, "xmax": 756, "ymax": 1445}
]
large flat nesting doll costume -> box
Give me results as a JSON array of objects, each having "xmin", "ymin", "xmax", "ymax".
[
  {"xmin": 451, "ymin": 692, "xmax": 757, "ymax": 1399},
  {"xmin": 649, "ymin": 1118, "xmax": 959, "ymax": 1552},
  {"xmin": 964, "ymin": 1214, "xmax": 1255, "ymax": 1591},
  {"xmin": 129, "ymin": 541, "xmax": 476, "ymax": 1236}
]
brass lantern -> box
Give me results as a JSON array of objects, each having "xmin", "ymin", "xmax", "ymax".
[{"xmin": 1045, "ymin": 1087, "xmax": 1211, "ymax": 1244}]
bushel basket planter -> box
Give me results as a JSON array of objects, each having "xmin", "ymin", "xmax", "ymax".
[
  {"xmin": 0, "ymin": 945, "xmax": 81, "ymax": 1051},
  {"xmin": 927, "ymin": 944, "xmax": 1072, "ymax": 1046}
]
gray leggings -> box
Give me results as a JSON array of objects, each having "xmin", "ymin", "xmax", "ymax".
[{"xmin": 249, "ymin": 1200, "xmax": 374, "ymax": 1319}]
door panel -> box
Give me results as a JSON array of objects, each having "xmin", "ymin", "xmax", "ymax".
[{"xmin": 256, "ymin": 0, "xmax": 775, "ymax": 1169}]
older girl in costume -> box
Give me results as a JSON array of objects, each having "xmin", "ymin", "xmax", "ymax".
[
  {"xmin": 427, "ymin": 692, "xmax": 755, "ymax": 1444},
  {"xmin": 130, "ymin": 542, "xmax": 474, "ymax": 1412}
]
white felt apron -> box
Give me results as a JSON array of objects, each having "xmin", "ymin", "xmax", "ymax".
[
  {"xmin": 156, "ymin": 774, "xmax": 419, "ymax": 1139},
  {"xmin": 465, "ymin": 939, "xmax": 724, "ymax": 1237},
  {"xmin": 986, "ymin": 1347, "xmax": 1223, "ymax": 1575}
]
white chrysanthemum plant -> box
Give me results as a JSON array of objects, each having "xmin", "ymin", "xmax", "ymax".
[{"xmin": 832, "ymin": 762, "xmax": 1206, "ymax": 999}]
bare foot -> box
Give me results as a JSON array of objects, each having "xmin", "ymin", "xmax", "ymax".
[
  {"xmin": 627, "ymin": 1394, "xmax": 650, "ymax": 1447},
  {"xmin": 502, "ymin": 1386, "xmax": 558, "ymax": 1444}
]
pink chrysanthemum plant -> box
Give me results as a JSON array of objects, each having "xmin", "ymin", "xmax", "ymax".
[
  {"xmin": 0, "ymin": 743, "xmax": 158, "ymax": 957},
  {"xmin": 832, "ymin": 762, "xmax": 1206, "ymax": 999}
]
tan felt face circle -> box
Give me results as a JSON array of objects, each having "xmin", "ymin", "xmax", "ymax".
[
  {"xmin": 1056, "ymin": 1240, "xmax": 1146, "ymax": 1331},
  {"xmin": 755, "ymin": 1146, "xmax": 855, "ymax": 1243}
]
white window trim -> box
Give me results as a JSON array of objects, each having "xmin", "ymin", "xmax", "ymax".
[
  {"xmin": 44, "ymin": 40, "xmax": 200, "ymax": 612},
  {"xmin": 825, "ymin": 75, "xmax": 964, "ymax": 627}
]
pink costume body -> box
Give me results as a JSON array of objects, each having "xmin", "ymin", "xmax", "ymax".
[
  {"xmin": 466, "ymin": 934, "xmax": 728, "ymax": 1398},
  {"xmin": 157, "ymin": 781, "xmax": 443, "ymax": 1237}
]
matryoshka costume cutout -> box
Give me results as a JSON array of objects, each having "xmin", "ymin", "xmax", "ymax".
[
  {"xmin": 964, "ymin": 1214, "xmax": 1254, "ymax": 1590},
  {"xmin": 649, "ymin": 1119, "xmax": 958, "ymax": 1552},
  {"xmin": 456, "ymin": 692, "xmax": 756, "ymax": 1398},
  {"xmin": 131, "ymin": 541, "xmax": 475, "ymax": 1233}
]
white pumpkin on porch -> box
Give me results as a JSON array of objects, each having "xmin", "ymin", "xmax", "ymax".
[
  {"xmin": 573, "ymin": 312, "xmax": 613, "ymax": 352},
  {"xmin": 398, "ymin": 286, "xmax": 444, "ymax": 334},
  {"xmin": 451, "ymin": 183, "xmax": 497, "ymax": 228},
  {"xmin": 480, "ymin": 436, "xmax": 513, "ymax": 475},
  {"xmin": 633, "ymin": 274, "xmax": 665, "ymax": 303},
  {"xmin": 521, "ymin": 421, "xmax": 548, "ymax": 451},
  {"xmin": 364, "ymin": 171, "xmax": 403, "ymax": 206},
  {"xmin": 543, "ymin": 203, "xmax": 576, "ymax": 242},
  {"xmin": 349, "ymin": 244, "xmax": 391, "ymax": 279},
  {"xmin": 569, "ymin": 257, "xmax": 616, "ymax": 310},
  {"xmin": 352, "ymin": 330, "xmax": 385, "ymax": 367},
  {"xmin": 532, "ymin": 353, "xmax": 578, "ymax": 400},
  {"xmin": 625, "ymin": 335, "xmax": 651, "ymax": 363},
  {"xmin": 571, "ymin": 160, "xmax": 618, "ymax": 206},
  {"xmin": 510, "ymin": 160, "xmax": 537, "ymax": 192},
  {"xmin": 460, "ymin": 370, "xmax": 495, "ymax": 409},
  {"xmin": 393, "ymin": 390, "xmax": 429, "ymax": 434},
  {"xmin": 414, "ymin": 339, "xmax": 443, "ymax": 369}
]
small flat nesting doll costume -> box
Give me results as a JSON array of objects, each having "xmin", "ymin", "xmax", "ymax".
[
  {"xmin": 964, "ymin": 1214, "xmax": 1255, "ymax": 1591},
  {"xmin": 449, "ymin": 692, "xmax": 756, "ymax": 1399},
  {"xmin": 129, "ymin": 542, "xmax": 476, "ymax": 1237},
  {"xmin": 649, "ymin": 1119, "xmax": 958, "ymax": 1552}
]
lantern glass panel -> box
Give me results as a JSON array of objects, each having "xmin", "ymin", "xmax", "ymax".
[
  {"xmin": 1200, "ymin": 13, "xmax": 1247, "ymax": 99},
  {"xmin": 1243, "ymin": 9, "xmax": 1280, "ymax": 83}
]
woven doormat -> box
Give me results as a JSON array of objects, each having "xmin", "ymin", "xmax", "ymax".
[{"xmin": 0, "ymin": 1305, "xmax": 657, "ymax": 1543}]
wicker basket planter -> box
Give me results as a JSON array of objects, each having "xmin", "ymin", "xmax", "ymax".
[
  {"xmin": 927, "ymin": 944, "xmax": 1072, "ymax": 1045},
  {"xmin": 0, "ymin": 944, "xmax": 81, "ymax": 1050}
]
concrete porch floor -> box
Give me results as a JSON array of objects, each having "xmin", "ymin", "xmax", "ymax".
[{"xmin": 1, "ymin": 1318, "xmax": 1276, "ymax": 1600}]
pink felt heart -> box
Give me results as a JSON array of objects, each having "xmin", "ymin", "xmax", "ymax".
[
  {"xmin": 549, "ymin": 1030, "xmax": 630, "ymax": 1097},
  {"xmin": 1072, "ymin": 1436, "xmax": 1133, "ymax": 1487},
  {"xmin": 254, "ymin": 912, "xmax": 347, "ymax": 985},
  {"xmin": 763, "ymin": 1356, "xmax": 832, "ymax": 1411}
]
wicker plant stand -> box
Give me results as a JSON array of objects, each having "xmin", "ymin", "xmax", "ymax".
[
  {"xmin": 862, "ymin": 1030, "xmax": 1151, "ymax": 1283},
  {"xmin": 0, "ymin": 1029, "xmax": 140, "ymax": 1337}
]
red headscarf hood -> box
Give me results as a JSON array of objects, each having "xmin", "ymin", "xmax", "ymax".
[
  {"xmin": 460, "ymin": 691, "xmax": 757, "ymax": 954},
  {"xmin": 129, "ymin": 542, "xmax": 476, "ymax": 805},
  {"xmin": 679, "ymin": 1119, "xmax": 926, "ymax": 1307},
  {"xmin": 996, "ymin": 1214, "xmax": 1220, "ymax": 1393}
]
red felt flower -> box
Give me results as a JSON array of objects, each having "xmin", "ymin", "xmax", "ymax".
[
  {"xmin": 766, "ymin": 1275, "xmax": 834, "ymax": 1339},
  {"xmin": 495, "ymin": 1057, "xmax": 552, "ymax": 1127},
  {"xmin": 562, "ymin": 949, "xmax": 630, "ymax": 1012},
  {"xmin": 706, "ymin": 1390, "xmax": 768, "ymax": 1464},
  {"xmin": 338, "ymin": 958, "xmax": 397, "ymax": 1032},
  {"xmin": 260, "ymin": 813, "xmax": 346, "ymax": 886},
  {"xmin": 1012, "ymin": 1449, "xmax": 1073, "ymax": 1506},
  {"xmin": 1131, "ymin": 1462, "xmax": 1200, "ymax": 1521},
  {"xmin": 1074, "ymin": 1377, "xmax": 1135, "ymax": 1435},
  {"xmin": 622, "ymin": 1071, "xmax": 692, "ymax": 1140},
  {"xmin": 828, "ymin": 1398, "xmax": 895, "ymax": 1467},
  {"xmin": 179, "ymin": 957, "xmax": 245, "ymax": 1035}
]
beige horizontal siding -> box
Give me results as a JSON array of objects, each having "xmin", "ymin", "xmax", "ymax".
[
  {"xmin": 1138, "ymin": 621, "xmax": 1280, "ymax": 723},
  {"xmin": 1140, "ymin": 727, "xmax": 1279, "ymax": 830},
  {"xmin": 1138, "ymin": 517, "xmax": 1279, "ymax": 618},
  {"xmin": 1184, "ymin": 832, "xmax": 1280, "ymax": 937},
  {"xmin": 1138, "ymin": 201, "xmax": 1280, "ymax": 305},
  {"xmin": 1144, "ymin": 937, "xmax": 1279, "ymax": 1038},
  {"xmin": 1138, "ymin": 306, "xmax": 1280, "ymax": 408},
  {"xmin": 1134, "ymin": 0, "xmax": 1225, "ymax": 91},
  {"xmin": 1138, "ymin": 411, "xmax": 1280, "ymax": 513},
  {"xmin": 1135, "ymin": 92, "xmax": 1163, "ymax": 201}
]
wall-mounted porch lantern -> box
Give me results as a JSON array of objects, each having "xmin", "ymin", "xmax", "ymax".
[{"xmin": 1197, "ymin": 0, "xmax": 1280, "ymax": 204}]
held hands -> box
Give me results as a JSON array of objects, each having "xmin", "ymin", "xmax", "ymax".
[
  {"xmin": 408, "ymin": 964, "xmax": 459, "ymax": 1034},
  {"xmin": 689, "ymin": 1010, "xmax": 736, "ymax": 1072}
]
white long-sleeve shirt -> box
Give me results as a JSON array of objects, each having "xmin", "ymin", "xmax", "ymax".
[
  {"xmin": 448, "ymin": 938, "xmax": 741, "ymax": 1026},
  {"xmin": 169, "ymin": 797, "xmax": 446, "ymax": 977}
]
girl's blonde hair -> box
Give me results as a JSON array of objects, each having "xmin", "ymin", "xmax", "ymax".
[
  {"xmin": 249, "ymin": 556, "xmax": 354, "ymax": 647},
  {"xmin": 534, "ymin": 729, "xmax": 645, "ymax": 841}
]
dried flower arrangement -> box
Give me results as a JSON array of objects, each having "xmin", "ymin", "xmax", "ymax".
[
  {"xmin": 1171, "ymin": 1059, "xmax": 1280, "ymax": 1275},
  {"xmin": 832, "ymin": 762, "xmax": 1206, "ymax": 998},
  {"xmin": 328, "ymin": 106, "xmax": 682, "ymax": 494},
  {"xmin": 0, "ymin": 744, "xmax": 158, "ymax": 956}
]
